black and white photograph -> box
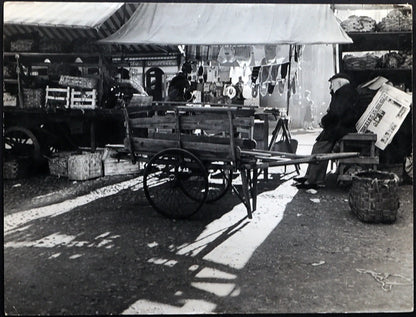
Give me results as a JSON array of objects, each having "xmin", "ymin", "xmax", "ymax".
[{"xmin": 2, "ymin": 0, "xmax": 414, "ymax": 315}]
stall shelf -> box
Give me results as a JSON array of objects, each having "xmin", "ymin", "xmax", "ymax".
[
  {"xmin": 3, "ymin": 51, "xmax": 105, "ymax": 105},
  {"xmin": 338, "ymin": 31, "xmax": 412, "ymax": 90}
]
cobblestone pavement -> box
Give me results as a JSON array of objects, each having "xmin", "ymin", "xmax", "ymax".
[{"xmin": 3, "ymin": 131, "xmax": 414, "ymax": 314}]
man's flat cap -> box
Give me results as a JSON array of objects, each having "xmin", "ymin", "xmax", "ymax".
[{"xmin": 328, "ymin": 73, "xmax": 352, "ymax": 82}]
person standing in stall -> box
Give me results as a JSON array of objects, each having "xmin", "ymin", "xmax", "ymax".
[
  {"xmin": 167, "ymin": 63, "xmax": 191, "ymax": 102},
  {"xmin": 294, "ymin": 73, "xmax": 359, "ymax": 189},
  {"xmin": 303, "ymin": 90, "xmax": 314, "ymax": 130}
]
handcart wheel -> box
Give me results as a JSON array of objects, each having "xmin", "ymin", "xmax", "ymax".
[
  {"xmin": 182, "ymin": 163, "xmax": 233, "ymax": 203},
  {"xmin": 206, "ymin": 167, "xmax": 233, "ymax": 202},
  {"xmin": 4, "ymin": 126, "xmax": 42, "ymax": 162},
  {"xmin": 143, "ymin": 148, "xmax": 208, "ymax": 219}
]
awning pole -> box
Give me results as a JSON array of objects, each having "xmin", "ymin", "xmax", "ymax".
[{"xmin": 286, "ymin": 44, "xmax": 293, "ymax": 116}]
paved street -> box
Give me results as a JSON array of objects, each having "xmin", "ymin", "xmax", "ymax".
[{"xmin": 3, "ymin": 130, "xmax": 414, "ymax": 314}]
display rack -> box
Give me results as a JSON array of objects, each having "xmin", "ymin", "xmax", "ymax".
[{"xmin": 338, "ymin": 31, "xmax": 412, "ymax": 91}]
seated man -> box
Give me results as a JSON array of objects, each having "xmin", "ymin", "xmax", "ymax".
[{"xmin": 295, "ymin": 73, "xmax": 359, "ymax": 189}]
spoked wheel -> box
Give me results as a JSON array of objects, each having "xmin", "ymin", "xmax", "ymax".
[
  {"xmin": 179, "ymin": 162, "xmax": 233, "ymax": 203},
  {"xmin": 4, "ymin": 127, "xmax": 42, "ymax": 163},
  {"xmin": 143, "ymin": 148, "xmax": 208, "ymax": 219},
  {"xmin": 204, "ymin": 164, "xmax": 233, "ymax": 202}
]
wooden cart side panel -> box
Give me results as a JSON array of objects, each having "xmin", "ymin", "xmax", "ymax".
[
  {"xmin": 128, "ymin": 114, "xmax": 254, "ymax": 133},
  {"xmin": 130, "ymin": 136, "xmax": 234, "ymax": 161},
  {"xmin": 147, "ymin": 132, "xmax": 256, "ymax": 148}
]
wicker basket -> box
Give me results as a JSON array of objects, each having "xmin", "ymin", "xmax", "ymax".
[
  {"xmin": 349, "ymin": 170, "xmax": 400, "ymax": 223},
  {"xmin": 3, "ymin": 158, "xmax": 31, "ymax": 179},
  {"xmin": 48, "ymin": 152, "xmax": 75, "ymax": 177},
  {"xmin": 22, "ymin": 88, "xmax": 45, "ymax": 108}
]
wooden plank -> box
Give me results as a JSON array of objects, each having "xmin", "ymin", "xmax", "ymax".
[
  {"xmin": 129, "ymin": 114, "xmax": 254, "ymax": 131},
  {"xmin": 228, "ymin": 111, "xmax": 237, "ymax": 164},
  {"xmin": 147, "ymin": 132, "xmax": 255, "ymax": 149},
  {"xmin": 242, "ymin": 149, "xmax": 309, "ymax": 159},
  {"xmin": 342, "ymin": 133, "xmax": 377, "ymax": 141},
  {"xmin": 239, "ymin": 168, "xmax": 252, "ymax": 219},
  {"xmin": 130, "ymin": 137, "xmax": 233, "ymax": 160},
  {"xmin": 337, "ymin": 157, "xmax": 379, "ymax": 164}
]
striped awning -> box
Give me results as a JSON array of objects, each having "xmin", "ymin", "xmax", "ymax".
[{"xmin": 3, "ymin": 2, "xmax": 180, "ymax": 56}]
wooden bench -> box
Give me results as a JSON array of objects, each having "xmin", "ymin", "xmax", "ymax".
[{"xmin": 336, "ymin": 132, "xmax": 379, "ymax": 182}]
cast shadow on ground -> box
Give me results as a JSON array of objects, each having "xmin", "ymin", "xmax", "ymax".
[{"xmin": 5, "ymin": 169, "xmax": 308, "ymax": 314}]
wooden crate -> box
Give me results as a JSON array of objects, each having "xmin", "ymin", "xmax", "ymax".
[
  {"xmin": 45, "ymin": 86, "xmax": 70, "ymax": 109},
  {"xmin": 68, "ymin": 153, "xmax": 102, "ymax": 181},
  {"xmin": 48, "ymin": 152, "xmax": 74, "ymax": 177},
  {"xmin": 104, "ymin": 158, "xmax": 140, "ymax": 176},
  {"xmin": 70, "ymin": 89, "xmax": 97, "ymax": 109},
  {"xmin": 102, "ymin": 146, "xmax": 139, "ymax": 176}
]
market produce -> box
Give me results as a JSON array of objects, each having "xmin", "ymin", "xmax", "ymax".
[
  {"xmin": 377, "ymin": 9, "xmax": 412, "ymax": 31},
  {"xmin": 341, "ymin": 15, "xmax": 376, "ymax": 32}
]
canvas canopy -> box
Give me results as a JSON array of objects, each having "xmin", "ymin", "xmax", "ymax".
[
  {"xmin": 4, "ymin": 2, "xmax": 125, "ymax": 29},
  {"xmin": 3, "ymin": 2, "xmax": 180, "ymax": 56},
  {"xmin": 99, "ymin": 2, "xmax": 352, "ymax": 45}
]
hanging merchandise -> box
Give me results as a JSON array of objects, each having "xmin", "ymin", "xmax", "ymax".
[
  {"xmin": 218, "ymin": 66, "xmax": 231, "ymax": 82},
  {"xmin": 291, "ymin": 75, "xmax": 296, "ymax": 95},
  {"xmin": 224, "ymin": 85, "xmax": 237, "ymax": 99},
  {"xmin": 277, "ymin": 78, "xmax": 286, "ymax": 95},
  {"xmin": 251, "ymin": 66, "xmax": 261, "ymax": 84},
  {"xmin": 252, "ymin": 84, "xmax": 259, "ymax": 98},
  {"xmin": 205, "ymin": 65, "xmax": 219, "ymax": 82},
  {"xmin": 280, "ymin": 62, "xmax": 289, "ymax": 79},
  {"xmin": 270, "ymin": 64, "xmax": 280, "ymax": 83},
  {"xmin": 268, "ymin": 82, "xmax": 275, "ymax": 95},
  {"xmin": 197, "ymin": 65, "xmax": 204, "ymax": 76},
  {"xmin": 235, "ymin": 46, "xmax": 251, "ymax": 66},
  {"xmin": 217, "ymin": 46, "xmax": 236, "ymax": 64},
  {"xmin": 264, "ymin": 44, "xmax": 277, "ymax": 64},
  {"xmin": 208, "ymin": 46, "xmax": 221, "ymax": 62},
  {"xmin": 275, "ymin": 45, "xmax": 290, "ymax": 64},
  {"xmin": 260, "ymin": 82, "xmax": 268, "ymax": 97},
  {"xmin": 267, "ymin": 64, "xmax": 280, "ymax": 95},
  {"xmin": 242, "ymin": 82, "xmax": 252, "ymax": 99},
  {"xmin": 197, "ymin": 65, "xmax": 204, "ymax": 83},
  {"xmin": 259, "ymin": 66, "xmax": 271, "ymax": 97},
  {"xmin": 252, "ymin": 45, "xmax": 266, "ymax": 66}
]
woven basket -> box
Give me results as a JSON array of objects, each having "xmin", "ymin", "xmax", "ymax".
[
  {"xmin": 3, "ymin": 158, "xmax": 31, "ymax": 179},
  {"xmin": 22, "ymin": 88, "xmax": 45, "ymax": 108},
  {"xmin": 349, "ymin": 170, "xmax": 400, "ymax": 223},
  {"xmin": 48, "ymin": 151, "xmax": 75, "ymax": 177}
]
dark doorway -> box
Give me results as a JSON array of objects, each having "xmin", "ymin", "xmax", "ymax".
[{"xmin": 145, "ymin": 67, "xmax": 164, "ymax": 101}]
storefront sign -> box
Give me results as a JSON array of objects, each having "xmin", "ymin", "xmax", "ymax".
[
  {"xmin": 112, "ymin": 57, "xmax": 177, "ymax": 67},
  {"xmin": 146, "ymin": 59, "xmax": 178, "ymax": 67}
]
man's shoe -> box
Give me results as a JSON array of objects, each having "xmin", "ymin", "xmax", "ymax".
[
  {"xmin": 295, "ymin": 183, "xmax": 318, "ymax": 189},
  {"xmin": 293, "ymin": 176, "xmax": 307, "ymax": 184}
]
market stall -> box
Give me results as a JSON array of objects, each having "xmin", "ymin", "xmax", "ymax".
[
  {"xmin": 98, "ymin": 2, "xmax": 353, "ymax": 172},
  {"xmin": 3, "ymin": 2, "xmax": 182, "ymax": 178},
  {"xmin": 4, "ymin": 2, "xmax": 353, "ymax": 180},
  {"xmin": 334, "ymin": 4, "xmax": 413, "ymax": 180},
  {"xmin": 100, "ymin": 3, "xmax": 352, "ymax": 114}
]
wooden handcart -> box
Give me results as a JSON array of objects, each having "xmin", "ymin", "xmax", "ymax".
[{"xmin": 122, "ymin": 103, "xmax": 358, "ymax": 219}]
